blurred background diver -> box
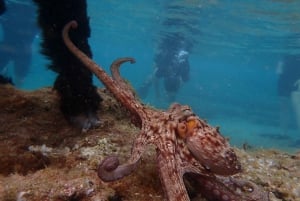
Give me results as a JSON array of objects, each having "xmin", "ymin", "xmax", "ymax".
[
  {"xmin": 137, "ymin": 1, "xmax": 198, "ymax": 104},
  {"xmin": 277, "ymin": 55, "xmax": 300, "ymax": 134},
  {"xmin": 0, "ymin": 0, "xmax": 38, "ymax": 86},
  {"xmin": 138, "ymin": 33, "xmax": 191, "ymax": 102}
]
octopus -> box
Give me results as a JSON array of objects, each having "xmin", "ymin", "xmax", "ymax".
[{"xmin": 62, "ymin": 21, "xmax": 269, "ymax": 201}]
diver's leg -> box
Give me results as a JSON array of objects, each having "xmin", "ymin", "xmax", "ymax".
[{"xmin": 33, "ymin": 0, "xmax": 102, "ymax": 132}]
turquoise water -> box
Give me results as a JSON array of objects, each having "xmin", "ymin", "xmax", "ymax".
[{"xmin": 3, "ymin": 0, "xmax": 300, "ymax": 152}]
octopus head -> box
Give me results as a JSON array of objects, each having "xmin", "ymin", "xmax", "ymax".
[{"xmin": 176, "ymin": 116, "xmax": 241, "ymax": 175}]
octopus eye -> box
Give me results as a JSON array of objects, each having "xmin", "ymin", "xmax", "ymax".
[
  {"xmin": 184, "ymin": 118, "xmax": 199, "ymax": 136},
  {"xmin": 176, "ymin": 122, "xmax": 187, "ymax": 139},
  {"xmin": 186, "ymin": 119, "xmax": 197, "ymax": 130}
]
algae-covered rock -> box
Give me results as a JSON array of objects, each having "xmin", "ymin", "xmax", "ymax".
[{"xmin": 0, "ymin": 85, "xmax": 299, "ymax": 201}]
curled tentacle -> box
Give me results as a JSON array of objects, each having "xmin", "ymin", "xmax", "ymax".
[
  {"xmin": 110, "ymin": 57, "xmax": 136, "ymax": 98},
  {"xmin": 63, "ymin": 20, "xmax": 78, "ymax": 33},
  {"xmin": 110, "ymin": 58, "xmax": 135, "ymax": 86},
  {"xmin": 98, "ymin": 131, "xmax": 148, "ymax": 182},
  {"xmin": 62, "ymin": 20, "xmax": 117, "ymax": 92},
  {"xmin": 185, "ymin": 173, "xmax": 269, "ymax": 201},
  {"xmin": 97, "ymin": 156, "xmax": 138, "ymax": 182},
  {"xmin": 63, "ymin": 21, "xmax": 144, "ymax": 122}
]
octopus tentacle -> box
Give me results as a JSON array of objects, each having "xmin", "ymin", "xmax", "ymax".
[
  {"xmin": 186, "ymin": 173, "xmax": 269, "ymax": 201},
  {"xmin": 110, "ymin": 57, "xmax": 136, "ymax": 96},
  {"xmin": 98, "ymin": 131, "xmax": 148, "ymax": 181},
  {"xmin": 187, "ymin": 174, "xmax": 240, "ymax": 201},
  {"xmin": 226, "ymin": 177, "xmax": 270, "ymax": 201},
  {"xmin": 157, "ymin": 152, "xmax": 190, "ymax": 201},
  {"xmin": 97, "ymin": 156, "xmax": 138, "ymax": 182},
  {"xmin": 62, "ymin": 21, "xmax": 115, "ymax": 91},
  {"xmin": 62, "ymin": 20, "xmax": 144, "ymax": 122}
]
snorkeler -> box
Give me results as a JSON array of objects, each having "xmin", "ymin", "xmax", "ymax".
[
  {"xmin": 138, "ymin": 33, "xmax": 191, "ymax": 102},
  {"xmin": 0, "ymin": 0, "xmax": 38, "ymax": 86},
  {"xmin": 277, "ymin": 55, "xmax": 300, "ymax": 134},
  {"xmin": 137, "ymin": 0, "xmax": 199, "ymax": 104}
]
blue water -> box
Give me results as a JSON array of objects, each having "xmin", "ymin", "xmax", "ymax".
[{"xmin": 2, "ymin": 0, "xmax": 300, "ymax": 152}]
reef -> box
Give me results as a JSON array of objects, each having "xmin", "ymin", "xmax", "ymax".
[{"xmin": 0, "ymin": 84, "xmax": 300, "ymax": 201}]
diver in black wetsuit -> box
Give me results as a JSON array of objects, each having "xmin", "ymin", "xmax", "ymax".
[
  {"xmin": 0, "ymin": 0, "xmax": 38, "ymax": 86},
  {"xmin": 138, "ymin": 1, "xmax": 198, "ymax": 103},
  {"xmin": 138, "ymin": 33, "xmax": 191, "ymax": 102},
  {"xmin": 154, "ymin": 33, "xmax": 190, "ymax": 101}
]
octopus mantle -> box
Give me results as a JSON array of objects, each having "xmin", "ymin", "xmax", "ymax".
[{"xmin": 62, "ymin": 21, "xmax": 269, "ymax": 201}]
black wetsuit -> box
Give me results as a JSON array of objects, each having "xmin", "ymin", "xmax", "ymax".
[{"xmin": 155, "ymin": 33, "xmax": 190, "ymax": 94}]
